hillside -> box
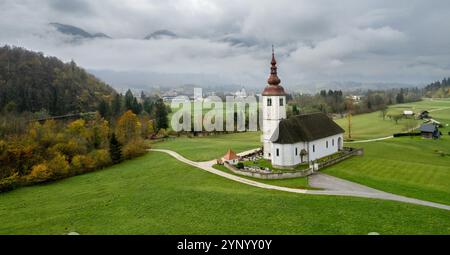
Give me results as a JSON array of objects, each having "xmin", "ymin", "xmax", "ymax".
[{"xmin": 0, "ymin": 46, "xmax": 116, "ymax": 115}]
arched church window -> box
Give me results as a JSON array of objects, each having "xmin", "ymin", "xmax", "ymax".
[
  {"xmin": 279, "ymin": 98, "xmax": 284, "ymax": 106},
  {"xmin": 267, "ymin": 98, "xmax": 272, "ymax": 106}
]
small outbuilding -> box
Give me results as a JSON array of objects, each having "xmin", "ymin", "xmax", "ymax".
[
  {"xmin": 403, "ymin": 110, "xmax": 414, "ymax": 117},
  {"xmin": 419, "ymin": 111, "xmax": 430, "ymax": 119},
  {"xmin": 222, "ymin": 149, "xmax": 239, "ymax": 165},
  {"xmin": 419, "ymin": 124, "xmax": 441, "ymax": 139}
]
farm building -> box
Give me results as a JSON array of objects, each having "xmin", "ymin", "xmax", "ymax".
[
  {"xmin": 419, "ymin": 123, "xmax": 441, "ymax": 139},
  {"xmin": 403, "ymin": 110, "xmax": 414, "ymax": 117},
  {"xmin": 419, "ymin": 111, "xmax": 430, "ymax": 119}
]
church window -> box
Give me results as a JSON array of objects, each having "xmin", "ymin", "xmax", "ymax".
[
  {"xmin": 332, "ymin": 139, "xmax": 335, "ymax": 146},
  {"xmin": 267, "ymin": 98, "xmax": 272, "ymax": 106},
  {"xmin": 279, "ymin": 98, "xmax": 284, "ymax": 106},
  {"xmin": 295, "ymin": 147, "xmax": 298, "ymax": 156},
  {"xmin": 276, "ymin": 148, "xmax": 279, "ymax": 157},
  {"xmin": 312, "ymin": 145, "xmax": 315, "ymax": 153},
  {"xmin": 326, "ymin": 141, "xmax": 329, "ymax": 148}
]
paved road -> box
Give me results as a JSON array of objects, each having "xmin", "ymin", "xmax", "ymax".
[
  {"xmin": 150, "ymin": 149, "xmax": 450, "ymax": 211},
  {"xmin": 309, "ymin": 173, "xmax": 383, "ymax": 193}
]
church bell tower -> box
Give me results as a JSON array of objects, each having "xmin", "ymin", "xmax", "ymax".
[{"xmin": 262, "ymin": 46, "xmax": 286, "ymax": 160}]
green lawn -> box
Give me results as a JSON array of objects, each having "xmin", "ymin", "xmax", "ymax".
[
  {"xmin": 1, "ymin": 152, "xmax": 449, "ymax": 235},
  {"xmin": 213, "ymin": 164, "xmax": 313, "ymax": 190},
  {"xmin": 152, "ymin": 132, "xmax": 261, "ymax": 161},
  {"xmin": 326, "ymin": 105, "xmax": 450, "ymax": 205},
  {"xmin": 335, "ymin": 99, "xmax": 450, "ymax": 140}
]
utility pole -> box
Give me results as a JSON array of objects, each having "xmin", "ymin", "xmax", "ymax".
[{"xmin": 347, "ymin": 113, "xmax": 352, "ymax": 140}]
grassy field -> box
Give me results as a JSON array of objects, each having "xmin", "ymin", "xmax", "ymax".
[
  {"xmin": 326, "ymin": 101, "xmax": 450, "ymax": 205},
  {"xmin": 1, "ymin": 152, "xmax": 449, "ymax": 235},
  {"xmin": 335, "ymin": 99, "xmax": 450, "ymax": 140},
  {"xmin": 152, "ymin": 132, "xmax": 261, "ymax": 161}
]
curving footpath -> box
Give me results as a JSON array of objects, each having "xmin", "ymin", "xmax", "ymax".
[{"xmin": 150, "ymin": 149, "xmax": 450, "ymax": 211}]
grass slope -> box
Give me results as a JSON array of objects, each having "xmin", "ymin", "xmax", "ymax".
[
  {"xmin": 0, "ymin": 152, "xmax": 449, "ymax": 235},
  {"xmin": 335, "ymin": 99, "xmax": 450, "ymax": 140},
  {"xmin": 152, "ymin": 132, "xmax": 261, "ymax": 161},
  {"xmin": 327, "ymin": 103, "xmax": 450, "ymax": 205}
]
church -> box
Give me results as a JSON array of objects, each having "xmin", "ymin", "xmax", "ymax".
[{"xmin": 262, "ymin": 48, "xmax": 345, "ymax": 169}]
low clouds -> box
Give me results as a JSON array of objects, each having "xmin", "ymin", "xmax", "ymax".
[{"xmin": 1, "ymin": 0, "xmax": 450, "ymax": 91}]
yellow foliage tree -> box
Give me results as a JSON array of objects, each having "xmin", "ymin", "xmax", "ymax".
[
  {"xmin": 29, "ymin": 163, "xmax": 53, "ymax": 182},
  {"xmin": 48, "ymin": 152, "xmax": 70, "ymax": 177},
  {"xmin": 116, "ymin": 110, "xmax": 141, "ymax": 144}
]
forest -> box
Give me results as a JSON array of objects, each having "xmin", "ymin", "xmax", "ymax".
[{"xmin": 0, "ymin": 46, "xmax": 170, "ymax": 192}]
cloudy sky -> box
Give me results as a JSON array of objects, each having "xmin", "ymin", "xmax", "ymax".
[{"xmin": 1, "ymin": 0, "xmax": 450, "ymax": 91}]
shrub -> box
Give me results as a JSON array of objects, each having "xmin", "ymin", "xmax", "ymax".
[
  {"xmin": 48, "ymin": 153, "xmax": 70, "ymax": 177},
  {"xmin": 122, "ymin": 138, "xmax": 147, "ymax": 159},
  {"xmin": 89, "ymin": 149, "xmax": 111, "ymax": 168},
  {"xmin": 29, "ymin": 163, "xmax": 53, "ymax": 182},
  {"xmin": 236, "ymin": 162, "xmax": 244, "ymax": 169},
  {"xmin": 0, "ymin": 173, "xmax": 20, "ymax": 192}
]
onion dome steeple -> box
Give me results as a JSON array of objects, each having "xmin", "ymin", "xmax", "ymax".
[{"xmin": 262, "ymin": 46, "xmax": 286, "ymax": 96}]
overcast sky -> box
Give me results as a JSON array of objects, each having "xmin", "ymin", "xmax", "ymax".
[{"xmin": 1, "ymin": 0, "xmax": 450, "ymax": 91}]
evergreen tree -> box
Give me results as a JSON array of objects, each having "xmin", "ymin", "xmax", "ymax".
[
  {"xmin": 98, "ymin": 99, "xmax": 110, "ymax": 118},
  {"xmin": 111, "ymin": 93, "xmax": 122, "ymax": 117},
  {"xmin": 396, "ymin": 93, "xmax": 405, "ymax": 104},
  {"xmin": 125, "ymin": 89, "xmax": 134, "ymax": 111},
  {"xmin": 109, "ymin": 133, "xmax": 123, "ymax": 164},
  {"xmin": 154, "ymin": 98, "xmax": 168, "ymax": 131}
]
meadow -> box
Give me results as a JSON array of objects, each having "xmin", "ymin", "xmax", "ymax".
[
  {"xmin": 1, "ymin": 99, "xmax": 449, "ymax": 235},
  {"xmin": 0, "ymin": 152, "xmax": 449, "ymax": 235},
  {"xmin": 335, "ymin": 98, "xmax": 450, "ymax": 140},
  {"xmin": 152, "ymin": 132, "xmax": 261, "ymax": 161},
  {"xmin": 325, "ymin": 103, "xmax": 450, "ymax": 205}
]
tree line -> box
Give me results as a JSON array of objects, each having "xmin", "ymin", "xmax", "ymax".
[
  {"xmin": 424, "ymin": 77, "xmax": 450, "ymax": 98},
  {"xmin": 288, "ymin": 87, "xmax": 422, "ymax": 117}
]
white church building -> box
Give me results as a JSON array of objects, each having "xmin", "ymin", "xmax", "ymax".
[{"xmin": 262, "ymin": 48, "xmax": 345, "ymax": 169}]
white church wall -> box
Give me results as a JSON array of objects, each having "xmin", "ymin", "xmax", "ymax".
[
  {"xmin": 307, "ymin": 134, "xmax": 343, "ymax": 161},
  {"xmin": 271, "ymin": 142, "xmax": 307, "ymax": 167}
]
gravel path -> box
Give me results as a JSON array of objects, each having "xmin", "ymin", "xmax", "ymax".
[{"xmin": 150, "ymin": 149, "xmax": 450, "ymax": 211}]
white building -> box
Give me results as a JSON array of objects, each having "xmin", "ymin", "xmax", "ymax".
[
  {"xmin": 262, "ymin": 48, "xmax": 345, "ymax": 168},
  {"xmin": 235, "ymin": 88, "xmax": 247, "ymax": 98}
]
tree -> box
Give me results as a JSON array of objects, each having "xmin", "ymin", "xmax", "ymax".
[
  {"xmin": 98, "ymin": 99, "xmax": 110, "ymax": 118},
  {"xmin": 292, "ymin": 105, "xmax": 300, "ymax": 115},
  {"xmin": 125, "ymin": 89, "xmax": 135, "ymax": 112},
  {"xmin": 380, "ymin": 105, "xmax": 388, "ymax": 120},
  {"xmin": 116, "ymin": 110, "xmax": 141, "ymax": 144},
  {"xmin": 109, "ymin": 133, "xmax": 122, "ymax": 164},
  {"xmin": 111, "ymin": 93, "xmax": 123, "ymax": 117},
  {"xmin": 154, "ymin": 98, "xmax": 168, "ymax": 131},
  {"xmin": 396, "ymin": 92, "xmax": 405, "ymax": 104}
]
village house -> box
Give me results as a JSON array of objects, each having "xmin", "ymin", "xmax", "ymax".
[{"xmin": 419, "ymin": 123, "xmax": 441, "ymax": 139}]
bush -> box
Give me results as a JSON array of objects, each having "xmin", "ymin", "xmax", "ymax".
[
  {"xmin": 236, "ymin": 162, "xmax": 244, "ymax": 169},
  {"xmin": 122, "ymin": 138, "xmax": 148, "ymax": 159},
  {"xmin": 89, "ymin": 149, "xmax": 111, "ymax": 168},
  {"xmin": 0, "ymin": 173, "xmax": 20, "ymax": 192},
  {"xmin": 29, "ymin": 163, "xmax": 53, "ymax": 182},
  {"xmin": 48, "ymin": 153, "xmax": 70, "ymax": 177}
]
